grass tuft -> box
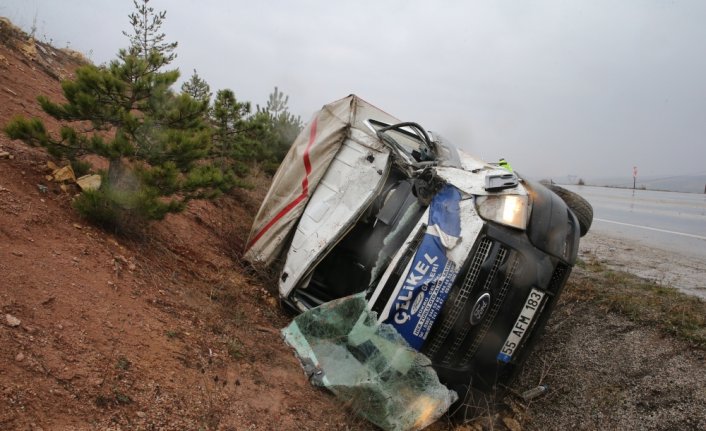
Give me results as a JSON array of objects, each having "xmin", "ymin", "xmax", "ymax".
[
  {"xmin": 227, "ymin": 338, "xmax": 244, "ymax": 360},
  {"xmin": 115, "ymin": 356, "xmax": 131, "ymax": 370},
  {"xmin": 566, "ymin": 261, "xmax": 706, "ymax": 349}
]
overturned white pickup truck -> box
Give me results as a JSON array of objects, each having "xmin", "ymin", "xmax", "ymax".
[{"xmin": 244, "ymin": 95, "xmax": 592, "ymax": 412}]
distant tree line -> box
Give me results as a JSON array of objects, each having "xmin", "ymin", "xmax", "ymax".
[{"xmin": 4, "ymin": 0, "xmax": 302, "ymax": 234}]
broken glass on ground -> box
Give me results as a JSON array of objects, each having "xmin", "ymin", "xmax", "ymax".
[{"xmin": 282, "ymin": 293, "xmax": 457, "ymax": 431}]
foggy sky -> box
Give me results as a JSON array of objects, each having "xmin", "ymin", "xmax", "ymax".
[{"xmin": 2, "ymin": 0, "xmax": 705, "ymax": 179}]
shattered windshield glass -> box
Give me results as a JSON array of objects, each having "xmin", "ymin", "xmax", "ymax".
[{"xmin": 282, "ymin": 293, "xmax": 457, "ymax": 431}]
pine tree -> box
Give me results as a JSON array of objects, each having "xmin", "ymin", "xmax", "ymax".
[
  {"xmin": 257, "ymin": 86, "xmax": 303, "ymax": 170},
  {"xmin": 262, "ymin": 86, "xmax": 289, "ymax": 119},
  {"xmin": 181, "ymin": 69, "xmax": 211, "ymax": 105},
  {"xmin": 122, "ymin": 0, "xmax": 177, "ymax": 69},
  {"xmin": 210, "ymin": 89, "xmax": 269, "ymax": 175},
  {"xmin": 212, "ymin": 89, "xmax": 251, "ymax": 147},
  {"xmin": 4, "ymin": 1, "xmax": 235, "ymax": 233}
]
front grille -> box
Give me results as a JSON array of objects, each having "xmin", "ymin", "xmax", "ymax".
[
  {"xmin": 424, "ymin": 238, "xmax": 492, "ymax": 357},
  {"xmin": 423, "ymin": 238, "xmax": 515, "ymax": 367},
  {"xmin": 461, "ymin": 256, "xmax": 518, "ymax": 364},
  {"xmin": 441, "ymin": 247, "xmax": 507, "ymax": 364}
]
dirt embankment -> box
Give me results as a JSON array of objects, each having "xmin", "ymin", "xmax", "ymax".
[
  {"xmin": 0, "ymin": 18, "xmax": 372, "ymax": 431},
  {"xmin": 2, "ymin": 18, "xmax": 705, "ymax": 431}
]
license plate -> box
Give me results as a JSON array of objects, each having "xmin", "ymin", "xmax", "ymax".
[{"xmin": 497, "ymin": 288, "xmax": 545, "ymax": 363}]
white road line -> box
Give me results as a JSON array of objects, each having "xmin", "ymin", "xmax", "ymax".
[{"xmin": 594, "ymin": 218, "xmax": 706, "ymax": 241}]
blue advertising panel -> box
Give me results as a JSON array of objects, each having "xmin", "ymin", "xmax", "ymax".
[{"xmin": 384, "ymin": 185, "xmax": 462, "ymax": 350}]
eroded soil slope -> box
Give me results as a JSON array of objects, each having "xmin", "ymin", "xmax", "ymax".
[{"xmin": 0, "ymin": 19, "xmax": 372, "ymax": 431}]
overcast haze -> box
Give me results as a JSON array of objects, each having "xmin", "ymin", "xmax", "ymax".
[{"xmin": 2, "ymin": 0, "xmax": 705, "ymax": 179}]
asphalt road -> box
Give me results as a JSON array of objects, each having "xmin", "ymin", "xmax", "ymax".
[
  {"xmin": 558, "ymin": 185, "xmax": 706, "ymax": 297},
  {"xmin": 563, "ymin": 185, "xmax": 706, "ymax": 260}
]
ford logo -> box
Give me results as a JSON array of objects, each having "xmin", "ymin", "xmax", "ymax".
[
  {"xmin": 411, "ymin": 292, "xmax": 424, "ymax": 316},
  {"xmin": 470, "ymin": 292, "xmax": 491, "ymax": 325}
]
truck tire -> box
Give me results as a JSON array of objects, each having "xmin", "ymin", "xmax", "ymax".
[{"xmin": 547, "ymin": 185, "xmax": 593, "ymax": 237}]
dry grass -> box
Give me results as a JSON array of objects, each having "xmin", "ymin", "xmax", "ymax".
[
  {"xmin": 567, "ymin": 258, "xmax": 706, "ymax": 350},
  {"xmin": 59, "ymin": 47, "xmax": 90, "ymax": 63}
]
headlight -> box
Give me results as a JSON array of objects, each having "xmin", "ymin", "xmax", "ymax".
[{"xmin": 475, "ymin": 194, "xmax": 529, "ymax": 230}]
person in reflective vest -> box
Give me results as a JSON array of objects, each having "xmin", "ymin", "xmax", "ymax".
[{"xmin": 499, "ymin": 158, "xmax": 513, "ymax": 172}]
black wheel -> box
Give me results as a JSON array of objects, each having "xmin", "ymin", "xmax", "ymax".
[{"xmin": 547, "ymin": 185, "xmax": 593, "ymax": 237}]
